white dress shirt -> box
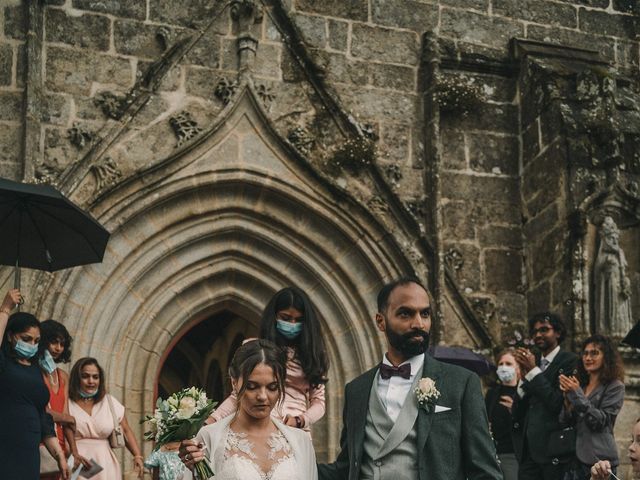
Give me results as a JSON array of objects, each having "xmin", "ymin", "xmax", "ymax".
[
  {"xmin": 377, "ymin": 353, "xmax": 425, "ymax": 422},
  {"xmin": 517, "ymin": 345, "xmax": 561, "ymax": 398}
]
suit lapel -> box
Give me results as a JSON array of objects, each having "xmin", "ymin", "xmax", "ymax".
[
  {"xmin": 417, "ymin": 354, "xmax": 441, "ymax": 454},
  {"xmin": 349, "ymin": 367, "xmax": 378, "ymax": 459},
  {"xmin": 376, "ymin": 365, "xmax": 422, "ymax": 458}
]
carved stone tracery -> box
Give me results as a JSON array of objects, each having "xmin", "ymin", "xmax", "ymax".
[{"xmin": 169, "ymin": 111, "xmax": 203, "ymax": 148}]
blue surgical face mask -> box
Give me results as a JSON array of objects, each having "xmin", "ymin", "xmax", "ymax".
[
  {"xmin": 14, "ymin": 339, "xmax": 39, "ymax": 359},
  {"xmin": 79, "ymin": 389, "xmax": 98, "ymax": 399},
  {"xmin": 496, "ymin": 365, "xmax": 516, "ymax": 383},
  {"xmin": 39, "ymin": 350, "xmax": 57, "ymax": 374},
  {"xmin": 276, "ymin": 319, "xmax": 303, "ymax": 340}
]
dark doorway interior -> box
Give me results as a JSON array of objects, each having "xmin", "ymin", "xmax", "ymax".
[{"xmin": 157, "ymin": 310, "xmax": 257, "ymax": 403}]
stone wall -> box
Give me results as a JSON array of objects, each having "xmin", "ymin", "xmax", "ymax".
[{"xmin": 1, "ymin": 0, "xmax": 640, "ymax": 476}]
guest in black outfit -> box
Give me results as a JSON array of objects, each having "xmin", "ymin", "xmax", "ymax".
[
  {"xmin": 560, "ymin": 334, "xmax": 625, "ymax": 480},
  {"xmin": 0, "ymin": 289, "xmax": 69, "ymax": 480},
  {"xmin": 485, "ymin": 348, "xmax": 520, "ymax": 480},
  {"xmin": 512, "ymin": 312, "xmax": 579, "ymax": 480}
]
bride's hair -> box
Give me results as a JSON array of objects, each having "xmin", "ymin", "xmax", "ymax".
[{"xmin": 228, "ymin": 339, "xmax": 287, "ymax": 405}]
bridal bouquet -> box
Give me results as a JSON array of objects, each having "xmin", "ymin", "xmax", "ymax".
[{"xmin": 143, "ymin": 387, "xmax": 216, "ymax": 479}]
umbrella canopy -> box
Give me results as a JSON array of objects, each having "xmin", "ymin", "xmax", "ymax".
[
  {"xmin": 622, "ymin": 321, "xmax": 640, "ymax": 349},
  {"xmin": 428, "ymin": 345, "xmax": 495, "ymax": 376},
  {"xmin": 0, "ymin": 178, "xmax": 110, "ymax": 275}
]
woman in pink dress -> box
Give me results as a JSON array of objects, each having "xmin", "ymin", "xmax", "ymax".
[
  {"xmin": 209, "ymin": 287, "xmax": 329, "ymax": 432},
  {"xmin": 68, "ymin": 357, "xmax": 144, "ymax": 479}
]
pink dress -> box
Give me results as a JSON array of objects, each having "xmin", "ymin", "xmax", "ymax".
[
  {"xmin": 211, "ymin": 345, "xmax": 325, "ymax": 430},
  {"xmin": 69, "ymin": 394, "xmax": 125, "ymax": 480}
]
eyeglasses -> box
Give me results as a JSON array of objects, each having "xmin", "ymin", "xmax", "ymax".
[
  {"xmin": 582, "ymin": 349, "xmax": 602, "ymax": 358},
  {"xmin": 531, "ymin": 326, "xmax": 552, "ymax": 335}
]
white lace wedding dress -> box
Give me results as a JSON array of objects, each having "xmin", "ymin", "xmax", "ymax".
[{"xmin": 215, "ymin": 427, "xmax": 298, "ymax": 480}]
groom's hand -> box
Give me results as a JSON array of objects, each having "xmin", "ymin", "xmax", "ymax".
[{"xmin": 179, "ymin": 439, "xmax": 205, "ymax": 471}]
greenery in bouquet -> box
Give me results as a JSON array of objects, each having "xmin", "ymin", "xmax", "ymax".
[{"xmin": 143, "ymin": 387, "xmax": 217, "ymax": 479}]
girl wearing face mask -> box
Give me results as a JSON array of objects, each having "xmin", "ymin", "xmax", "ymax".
[
  {"xmin": 485, "ymin": 348, "xmax": 521, "ymax": 480},
  {"xmin": 0, "ymin": 290, "xmax": 69, "ymax": 480},
  {"xmin": 39, "ymin": 320, "xmax": 88, "ymax": 479},
  {"xmin": 208, "ymin": 287, "xmax": 329, "ymax": 433}
]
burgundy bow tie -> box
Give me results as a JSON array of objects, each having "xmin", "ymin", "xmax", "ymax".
[{"xmin": 379, "ymin": 362, "xmax": 411, "ymax": 380}]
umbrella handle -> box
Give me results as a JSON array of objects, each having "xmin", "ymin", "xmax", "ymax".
[{"xmin": 13, "ymin": 263, "xmax": 23, "ymax": 310}]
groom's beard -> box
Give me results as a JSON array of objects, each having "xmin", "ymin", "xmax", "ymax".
[{"xmin": 386, "ymin": 324, "xmax": 430, "ymax": 357}]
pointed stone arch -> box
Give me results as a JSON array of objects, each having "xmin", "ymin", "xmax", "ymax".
[{"xmin": 33, "ymin": 84, "xmax": 420, "ymax": 460}]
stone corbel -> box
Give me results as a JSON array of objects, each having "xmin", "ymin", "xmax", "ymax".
[{"xmin": 230, "ymin": 0, "xmax": 263, "ymax": 74}]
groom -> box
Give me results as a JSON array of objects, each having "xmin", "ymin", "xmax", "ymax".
[{"xmin": 318, "ymin": 277, "xmax": 502, "ymax": 480}]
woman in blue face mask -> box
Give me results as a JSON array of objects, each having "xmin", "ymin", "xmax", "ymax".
[
  {"xmin": 0, "ymin": 289, "xmax": 69, "ymax": 480},
  {"xmin": 207, "ymin": 287, "xmax": 329, "ymax": 433},
  {"xmin": 484, "ymin": 348, "xmax": 521, "ymax": 480},
  {"xmin": 39, "ymin": 320, "xmax": 89, "ymax": 479}
]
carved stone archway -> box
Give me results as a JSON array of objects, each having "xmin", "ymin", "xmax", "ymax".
[{"xmin": 33, "ymin": 85, "xmax": 416, "ymax": 462}]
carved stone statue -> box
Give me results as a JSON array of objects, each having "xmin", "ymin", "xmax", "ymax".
[{"xmin": 594, "ymin": 216, "xmax": 634, "ymax": 337}]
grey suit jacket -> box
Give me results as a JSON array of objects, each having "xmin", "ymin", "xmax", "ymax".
[
  {"xmin": 318, "ymin": 353, "xmax": 502, "ymax": 480},
  {"xmin": 560, "ymin": 380, "xmax": 625, "ymax": 466}
]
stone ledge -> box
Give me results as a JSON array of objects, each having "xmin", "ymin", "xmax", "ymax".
[{"xmin": 510, "ymin": 37, "xmax": 608, "ymax": 65}]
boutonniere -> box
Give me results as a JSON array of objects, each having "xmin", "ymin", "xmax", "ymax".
[{"xmin": 415, "ymin": 377, "xmax": 440, "ymax": 412}]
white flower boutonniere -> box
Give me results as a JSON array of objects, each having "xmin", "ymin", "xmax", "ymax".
[{"xmin": 415, "ymin": 377, "xmax": 440, "ymax": 412}]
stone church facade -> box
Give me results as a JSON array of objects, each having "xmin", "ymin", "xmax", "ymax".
[{"xmin": 0, "ymin": 0, "xmax": 639, "ymax": 476}]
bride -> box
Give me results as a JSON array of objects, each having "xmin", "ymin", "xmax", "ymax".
[{"xmin": 179, "ymin": 339, "xmax": 317, "ymax": 480}]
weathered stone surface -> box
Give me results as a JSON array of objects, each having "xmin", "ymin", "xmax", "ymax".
[
  {"xmin": 380, "ymin": 123, "xmax": 411, "ymax": 165},
  {"xmin": 522, "ymin": 141, "xmax": 565, "ymax": 217},
  {"xmin": 442, "ymin": 172, "xmax": 519, "ymax": 204},
  {"xmin": 527, "ymin": 280, "xmax": 551, "ymax": 315},
  {"xmin": 0, "ymin": 124, "xmax": 22, "ymax": 163},
  {"xmin": 328, "ymin": 19, "xmax": 348, "ymax": 52},
  {"xmin": 530, "ymin": 227, "xmax": 566, "ymax": 285},
  {"xmin": 440, "ymin": 9, "xmax": 524, "ymax": 49},
  {"xmin": 4, "ymin": 4, "xmax": 26, "ymax": 40},
  {"xmin": 254, "ymin": 43, "xmax": 284, "ymax": 79},
  {"xmin": 445, "ymin": 242, "xmax": 481, "ymax": 291},
  {"xmin": 15, "ymin": 44, "xmax": 25, "ymax": 89},
  {"xmin": 442, "ymin": 202, "xmax": 476, "ymax": 240},
  {"xmin": 523, "ymin": 201, "xmax": 560, "ymax": 239},
  {"xmin": 0, "ymin": 161, "xmax": 21, "ymax": 180},
  {"xmin": 441, "ymin": 102, "xmax": 519, "ymax": 133},
  {"xmin": 493, "ymin": 0, "xmax": 577, "ymax": 28},
  {"xmin": 42, "ymin": 94, "xmax": 71, "ymax": 126},
  {"xmin": 114, "ymin": 20, "xmax": 167, "ymax": 59},
  {"xmin": 0, "ymin": 43, "xmax": 12, "ymax": 86},
  {"xmin": 371, "ymin": 0, "xmax": 439, "ymax": 32},
  {"xmin": 479, "ymin": 225, "xmax": 523, "ymax": 249},
  {"xmin": 485, "ymin": 249, "xmax": 523, "ymax": 292},
  {"xmin": 526, "ymin": 25, "xmax": 616, "ymax": 64},
  {"xmin": 315, "ymin": 51, "xmax": 368, "ymax": 86},
  {"xmin": 185, "ymin": 66, "xmax": 224, "ymax": 101},
  {"xmin": 612, "ymin": 0, "xmax": 637, "ymax": 13},
  {"xmin": 45, "ymin": 9, "xmax": 110, "ymax": 51},
  {"xmin": 295, "ymin": 0, "xmax": 368, "ymax": 21},
  {"xmin": 72, "ymin": 0, "xmax": 146, "ymax": 20},
  {"xmin": 522, "ymin": 120, "xmax": 539, "ymax": 166},
  {"xmin": 579, "ymin": 9, "xmax": 638, "ymax": 39},
  {"xmin": 137, "ymin": 61, "xmax": 182, "ymax": 92},
  {"xmin": 293, "ymin": 13, "xmax": 326, "ymax": 49},
  {"xmin": 441, "ymin": 128, "xmax": 466, "ymax": 170},
  {"xmin": 0, "ymin": 91, "xmax": 22, "ymax": 121},
  {"xmin": 440, "ymin": 0, "xmax": 488, "ymax": 10},
  {"xmin": 475, "ymin": 201, "xmax": 521, "ymax": 225},
  {"xmin": 468, "ymin": 133, "xmax": 519, "ymax": 175},
  {"xmin": 369, "ymin": 63, "xmax": 416, "ymax": 92},
  {"xmin": 351, "ymin": 24, "xmax": 419, "ymax": 66},
  {"xmin": 336, "ymin": 85, "xmax": 418, "ymax": 124},
  {"xmin": 45, "ymin": 47, "xmax": 133, "ymax": 96}
]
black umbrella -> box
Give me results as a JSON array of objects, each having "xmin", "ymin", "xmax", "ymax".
[
  {"xmin": 622, "ymin": 321, "xmax": 640, "ymax": 349},
  {"xmin": 0, "ymin": 178, "xmax": 110, "ymax": 287},
  {"xmin": 429, "ymin": 345, "xmax": 495, "ymax": 376}
]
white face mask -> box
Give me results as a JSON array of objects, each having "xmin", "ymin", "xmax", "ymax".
[{"xmin": 496, "ymin": 365, "xmax": 516, "ymax": 383}]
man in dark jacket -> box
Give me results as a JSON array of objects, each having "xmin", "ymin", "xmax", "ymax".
[{"xmin": 512, "ymin": 312, "xmax": 579, "ymax": 480}]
